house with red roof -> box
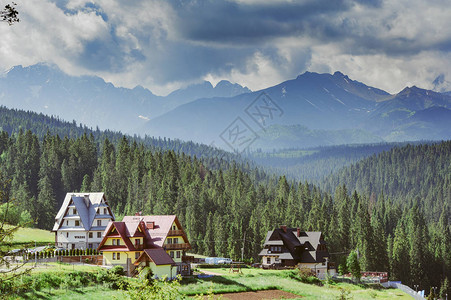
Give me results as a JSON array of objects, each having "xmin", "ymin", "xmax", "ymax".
[{"xmin": 97, "ymin": 215, "xmax": 191, "ymax": 278}]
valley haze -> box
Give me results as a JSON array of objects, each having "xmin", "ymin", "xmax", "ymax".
[{"xmin": 0, "ymin": 63, "xmax": 450, "ymax": 151}]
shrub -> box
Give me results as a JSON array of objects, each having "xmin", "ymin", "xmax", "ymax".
[{"xmin": 110, "ymin": 265, "xmax": 126, "ymax": 276}]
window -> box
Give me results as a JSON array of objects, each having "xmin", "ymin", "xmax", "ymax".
[
  {"xmin": 117, "ymin": 239, "xmax": 120, "ymax": 245},
  {"xmin": 66, "ymin": 232, "xmax": 69, "ymax": 238},
  {"xmin": 117, "ymin": 253, "xmax": 120, "ymax": 260},
  {"xmin": 174, "ymin": 238, "xmax": 178, "ymax": 244},
  {"xmin": 167, "ymin": 238, "xmax": 172, "ymax": 244},
  {"xmin": 176, "ymin": 251, "xmax": 181, "ymax": 258},
  {"xmin": 104, "ymin": 208, "xmax": 107, "ymax": 215},
  {"xmin": 170, "ymin": 251, "xmax": 174, "ymax": 258},
  {"xmin": 135, "ymin": 252, "xmax": 140, "ymax": 259},
  {"xmin": 112, "ymin": 239, "xmax": 116, "ymax": 245},
  {"xmin": 73, "ymin": 208, "xmax": 77, "ymax": 215},
  {"xmin": 97, "ymin": 220, "xmax": 101, "ymax": 226},
  {"xmin": 135, "ymin": 239, "xmax": 140, "ymax": 245},
  {"xmin": 66, "ymin": 220, "xmax": 68, "ymax": 226},
  {"xmin": 113, "ymin": 253, "xmax": 116, "ymax": 260},
  {"xmin": 172, "ymin": 225, "xmax": 176, "ymax": 230},
  {"xmin": 89, "ymin": 232, "xmax": 93, "ymax": 238},
  {"xmin": 266, "ymin": 257, "xmax": 271, "ymax": 264},
  {"xmin": 75, "ymin": 220, "xmax": 80, "ymax": 226},
  {"xmin": 88, "ymin": 243, "xmax": 92, "ymax": 249},
  {"xmin": 97, "ymin": 232, "xmax": 101, "ymax": 238}
]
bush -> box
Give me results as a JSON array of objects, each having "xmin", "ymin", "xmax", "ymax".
[
  {"xmin": 110, "ymin": 265, "xmax": 126, "ymax": 276},
  {"xmin": 291, "ymin": 269, "xmax": 322, "ymax": 285}
]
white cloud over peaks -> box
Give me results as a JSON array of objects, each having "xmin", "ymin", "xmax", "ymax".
[
  {"xmin": 0, "ymin": 0, "xmax": 450, "ymax": 94},
  {"xmin": 0, "ymin": 0, "xmax": 109, "ymax": 73}
]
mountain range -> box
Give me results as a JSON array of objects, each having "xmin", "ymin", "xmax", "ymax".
[
  {"xmin": 140, "ymin": 71, "xmax": 451, "ymax": 150},
  {"xmin": 1, "ymin": 63, "xmax": 450, "ymax": 150},
  {"xmin": 0, "ymin": 63, "xmax": 250, "ymax": 133}
]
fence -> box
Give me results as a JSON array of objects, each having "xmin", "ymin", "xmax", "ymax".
[{"xmin": 382, "ymin": 281, "xmax": 425, "ymax": 300}]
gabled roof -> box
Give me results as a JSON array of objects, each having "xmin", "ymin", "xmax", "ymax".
[
  {"xmin": 52, "ymin": 192, "xmax": 115, "ymax": 231},
  {"xmin": 134, "ymin": 249, "xmax": 175, "ymax": 266},
  {"xmin": 99, "ymin": 220, "xmax": 150, "ymax": 251},
  {"xmin": 122, "ymin": 215, "xmax": 189, "ymax": 248},
  {"xmin": 260, "ymin": 227, "xmax": 328, "ymax": 264},
  {"xmin": 98, "ymin": 215, "xmax": 190, "ymax": 253}
]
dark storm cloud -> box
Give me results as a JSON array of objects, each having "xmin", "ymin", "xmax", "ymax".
[
  {"xmin": 2, "ymin": 0, "xmax": 449, "ymax": 94},
  {"xmin": 166, "ymin": 0, "xmax": 450, "ymax": 58},
  {"xmin": 170, "ymin": 0, "xmax": 352, "ymax": 44}
]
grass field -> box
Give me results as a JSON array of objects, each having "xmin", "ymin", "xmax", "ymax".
[
  {"xmin": 22, "ymin": 286, "xmax": 126, "ymax": 300},
  {"xmin": 25, "ymin": 262, "xmax": 103, "ymax": 274},
  {"xmin": 3, "ymin": 264, "xmax": 411, "ymax": 299},
  {"xmin": 178, "ymin": 268, "xmax": 411, "ymax": 300},
  {"xmin": 5, "ymin": 224, "xmax": 54, "ymax": 245}
]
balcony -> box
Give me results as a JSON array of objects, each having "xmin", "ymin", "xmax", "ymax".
[
  {"xmin": 134, "ymin": 244, "xmax": 144, "ymax": 251},
  {"xmin": 167, "ymin": 229, "xmax": 184, "ymax": 236},
  {"xmin": 164, "ymin": 243, "xmax": 191, "ymax": 250}
]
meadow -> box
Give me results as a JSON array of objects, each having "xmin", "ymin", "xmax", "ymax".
[
  {"xmin": 3, "ymin": 227, "xmax": 412, "ymax": 299},
  {"xmin": 178, "ymin": 268, "xmax": 411, "ymax": 300}
]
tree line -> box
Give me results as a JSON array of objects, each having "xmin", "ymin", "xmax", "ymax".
[
  {"xmin": 0, "ymin": 128, "xmax": 449, "ymax": 293},
  {"xmin": 0, "ymin": 107, "xmax": 448, "ymax": 294}
]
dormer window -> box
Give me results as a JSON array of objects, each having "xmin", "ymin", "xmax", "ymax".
[{"xmin": 270, "ymin": 246, "xmax": 281, "ymax": 253}]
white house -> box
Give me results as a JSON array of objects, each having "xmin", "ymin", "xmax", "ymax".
[{"xmin": 52, "ymin": 193, "xmax": 115, "ymax": 250}]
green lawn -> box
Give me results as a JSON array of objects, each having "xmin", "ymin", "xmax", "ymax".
[
  {"xmin": 178, "ymin": 268, "xmax": 411, "ymax": 300},
  {"xmin": 26, "ymin": 262, "xmax": 103, "ymax": 274},
  {"xmin": 5, "ymin": 224, "xmax": 54, "ymax": 245},
  {"xmin": 3, "ymin": 263, "xmax": 411, "ymax": 300},
  {"xmin": 21, "ymin": 286, "xmax": 126, "ymax": 300}
]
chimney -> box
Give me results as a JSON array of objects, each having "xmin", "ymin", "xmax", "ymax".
[
  {"xmin": 146, "ymin": 222, "xmax": 155, "ymax": 229},
  {"xmin": 280, "ymin": 225, "xmax": 287, "ymax": 233},
  {"xmin": 297, "ymin": 228, "xmax": 301, "ymax": 237}
]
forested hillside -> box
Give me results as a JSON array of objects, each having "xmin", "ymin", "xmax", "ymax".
[
  {"xmin": 321, "ymin": 141, "xmax": 451, "ymax": 222},
  {"xmin": 0, "ymin": 106, "xmax": 239, "ymax": 166},
  {"xmin": 0, "ymin": 128, "xmax": 449, "ymax": 292},
  {"xmin": 0, "ymin": 107, "xmax": 448, "ymax": 292},
  {"xmin": 248, "ymin": 143, "xmax": 416, "ymax": 181}
]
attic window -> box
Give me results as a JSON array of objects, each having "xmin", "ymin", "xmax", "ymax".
[
  {"xmin": 104, "ymin": 208, "xmax": 107, "ymax": 215},
  {"xmin": 73, "ymin": 208, "xmax": 77, "ymax": 215},
  {"xmin": 146, "ymin": 222, "xmax": 155, "ymax": 229}
]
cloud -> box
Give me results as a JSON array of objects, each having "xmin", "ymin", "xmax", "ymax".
[{"xmin": 0, "ymin": 0, "xmax": 450, "ymax": 95}]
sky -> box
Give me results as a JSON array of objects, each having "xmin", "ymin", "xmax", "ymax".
[{"xmin": 1, "ymin": 0, "xmax": 450, "ymax": 95}]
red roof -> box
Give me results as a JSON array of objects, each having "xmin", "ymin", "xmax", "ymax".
[
  {"xmin": 122, "ymin": 215, "xmax": 187, "ymax": 247},
  {"xmin": 141, "ymin": 248, "xmax": 175, "ymax": 265},
  {"xmin": 99, "ymin": 215, "xmax": 189, "ymax": 252}
]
